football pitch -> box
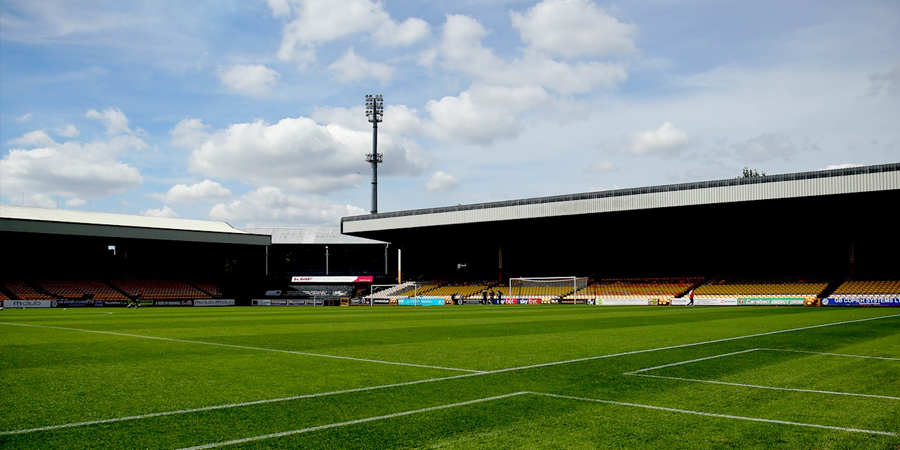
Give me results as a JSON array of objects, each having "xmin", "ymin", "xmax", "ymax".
[{"xmin": 1, "ymin": 306, "xmax": 898, "ymax": 449}]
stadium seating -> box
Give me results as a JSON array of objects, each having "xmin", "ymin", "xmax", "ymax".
[
  {"xmin": 831, "ymin": 279, "xmax": 900, "ymax": 295},
  {"xmin": 580, "ymin": 277, "xmax": 703, "ymax": 299},
  {"xmin": 693, "ymin": 277, "xmax": 828, "ymax": 298},
  {"xmin": 110, "ymin": 277, "xmax": 208, "ymax": 300},
  {"xmin": 36, "ymin": 278, "xmax": 128, "ymax": 300},
  {"xmin": 1, "ymin": 280, "xmax": 54, "ymax": 300}
]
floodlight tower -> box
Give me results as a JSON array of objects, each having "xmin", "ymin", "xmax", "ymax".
[{"xmin": 365, "ymin": 94, "xmax": 384, "ymax": 214}]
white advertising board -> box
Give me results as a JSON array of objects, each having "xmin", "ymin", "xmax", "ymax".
[
  {"xmin": 194, "ymin": 299, "xmax": 235, "ymax": 307},
  {"xmin": 3, "ymin": 300, "xmax": 53, "ymax": 308}
]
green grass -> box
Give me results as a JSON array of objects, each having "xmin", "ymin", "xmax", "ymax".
[{"xmin": 1, "ymin": 306, "xmax": 898, "ymax": 449}]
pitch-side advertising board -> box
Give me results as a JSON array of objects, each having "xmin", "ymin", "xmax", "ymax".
[{"xmin": 822, "ymin": 297, "xmax": 900, "ymax": 306}]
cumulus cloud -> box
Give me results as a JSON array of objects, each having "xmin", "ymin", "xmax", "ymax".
[
  {"xmin": 438, "ymin": 14, "xmax": 627, "ymax": 96},
  {"xmin": 173, "ymin": 116, "xmax": 429, "ymax": 194},
  {"xmin": 140, "ymin": 205, "xmax": 179, "ymax": 218},
  {"xmin": 56, "ymin": 124, "xmax": 80, "ymax": 138},
  {"xmin": 1, "ymin": 131, "xmax": 144, "ymax": 202},
  {"xmin": 732, "ymin": 132, "xmax": 819, "ymax": 162},
  {"xmin": 426, "ymin": 171, "xmax": 460, "ymax": 192},
  {"xmin": 219, "ymin": 64, "xmax": 280, "ymax": 97},
  {"xmin": 511, "ymin": 0, "xmax": 636, "ymax": 58},
  {"xmin": 150, "ymin": 179, "xmax": 232, "ymax": 203},
  {"xmin": 328, "ymin": 48, "xmax": 393, "ymax": 84},
  {"xmin": 270, "ymin": 0, "xmax": 429, "ymax": 68},
  {"xmin": 8, "ymin": 130, "xmax": 57, "ymax": 148},
  {"xmin": 86, "ymin": 107, "xmax": 135, "ymax": 135},
  {"xmin": 623, "ymin": 122, "xmax": 691, "ymax": 157},
  {"xmin": 209, "ymin": 186, "xmax": 366, "ymax": 227}
]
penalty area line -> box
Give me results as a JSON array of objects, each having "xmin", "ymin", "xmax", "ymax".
[
  {"xmin": 531, "ymin": 392, "xmax": 899, "ymax": 437},
  {"xmin": 175, "ymin": 392, "xmax": 530, "ymax": 450}
]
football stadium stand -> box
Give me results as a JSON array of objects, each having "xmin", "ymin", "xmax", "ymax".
[
  {"xmin": 36, "ymin": 278, "xmax": 128, "ymax": 301},
  {"xmin": 831, "ymin": 279, "xmax": 900, "ymax": 295},
  {"xmin": 580, "ymin": 277, "xmax": 703, "ymax": 299},
  {"xmin": 693, "ymin": 277, "xmax": 829, "ymax": 298},
  {"xmin": 111, "ymin": 277, "xmax": 211, "ymax": 300},
  {"xmin": 2, "ymin": 280, "xmax": 53, "ymax": 300}
]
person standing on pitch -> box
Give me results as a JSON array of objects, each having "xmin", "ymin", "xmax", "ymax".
[{"xmin": 688, "ymin": 289, "xmax": 694, "ymax": 306}]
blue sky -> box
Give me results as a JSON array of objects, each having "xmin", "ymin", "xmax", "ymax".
[{"xmin": 2, "ymin": 0, "xmax": 898, "ymax": 226}]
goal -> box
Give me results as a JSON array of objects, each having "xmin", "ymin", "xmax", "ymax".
[{"xmin": 508, "ymin": 277, "xmax": 588, "ymax": 302}]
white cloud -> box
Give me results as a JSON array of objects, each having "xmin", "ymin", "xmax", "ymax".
[
  {"xmin": 732, "ymin": 132, "xmax": 819, "ymax": 163},
  {"xmin": 56, "ymin": 124, "xmax": 80, "ymax": 138},
  {"xmin": 65, "ymin": 198, "xmax": 87, "ymax": 207},
  {"xmin": 209, "ymin": 186, "xmax": 366, "ymax": 227},
  {"xmin": 623, "ymin": 122, "xmax": 691, "ymax": 157},
  {"xmin": 1, "ymin": 132, "xmax": 145, "ymax": 201},
  {"xmin": 328, "ymin": 48, "xmax": 393, "ymax": 84},
  {"xmin": 174, "ymin": 116, "xmax": 429, "ymax": 194},
  {"xmin": 140, "ymin": 205, "xmax": 179, "ymax": 218},
  {"xmin": 16, "ymin": 113, "xmax": 33, "ymax": 123},
  {"xmin": 438, "ymin": 14, "xmax": 628, "ymax": 96},
  {"xmin": 426, "ymin": 171, "xmax": 460, "ymax": 192},
  {"xmin": 219, "ymin": 64, "xmax": 280, "ymax": 97},
  {"xmin": 271, "ymin": 0, "xmax": 429, "ymax": 68},
  {"xmin": 86, "ymin": 107, "xmax": 134, "ymax": 135},
  {"xmin": 150, "ymin": 179, "xmax": 232, "ymax": 204},
  {"xmin": 8, "ymin": 130, "xmax": 57, "ymax": 148},
  {"xmin": 169, "ymin": 118, "xmax": 211, "ymax": 148},
  {"xmin": 511, "ymin": 0, "xmax": 636, "ymax": 58}
]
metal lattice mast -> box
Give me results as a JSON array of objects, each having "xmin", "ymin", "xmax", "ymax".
[{"xmin": 365, "ymin": 94, "xmax": 384, "ymax": 214}]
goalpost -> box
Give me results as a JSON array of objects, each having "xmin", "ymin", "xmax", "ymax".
[{"xmin": 508, "ymin": 277, "xmax": 588, "ymax": 303}]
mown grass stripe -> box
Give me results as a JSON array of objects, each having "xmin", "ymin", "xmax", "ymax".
[
  {"xmin": 0, "ymin": 321, "xmax": 484, "ymax": 373},
  {"xmin": 175, "ymin": 392, "xmax": 531, "ymax": 450},
  {"xmin": 532, "ymin": 392, "xmax": 899, "ymax": 437}
]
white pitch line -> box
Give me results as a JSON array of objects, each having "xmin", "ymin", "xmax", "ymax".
[
  {"xmin": 2, "ymin": 312, "xmax": 898, "ymax": 436},
  {"xmin": 761, "ymin": 348, "xmax": 900, "ymax": 361},
  {"xmin": 624, "ymin": 348, "xmax": 763, "ymax": 374},
  {"xmin": 484, "ymin": 312, "xmax": 900, "ymax": 374},
  {"xmin": 0, "ymin": 371, "xmax": 487, "ymax": 437},
  {"xmin": 0, "ymin": 321, "xmax": 483, "ymax": 374},
  {"xmin": 629, "ymin": 373, "xmax": 900, "ymax": 401},
  {"xmin": 175, "ymin": 392, "xmax": 530, "ymax": 450},
  {"xmin": 531, "ymin": 392, "xmax": 899, "ymax": 437}
]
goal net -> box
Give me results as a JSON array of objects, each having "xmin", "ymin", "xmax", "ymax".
[{"xmin": 508, "ymin": 277, "xmax": 588, "ymax": 303}]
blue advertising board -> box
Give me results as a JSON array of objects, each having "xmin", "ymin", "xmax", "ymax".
[
  {"xmin": 397, "ymin": 297, "xmax": 445, "ymax": 306},
  {"xmin": 822, "ymin": 297, "xmax": 900, "ymax": 306}
]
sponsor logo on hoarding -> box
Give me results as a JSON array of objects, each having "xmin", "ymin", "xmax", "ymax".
[
  {"xmin": 290, "ymin": 276, "xmax": 374, "ymax": 283},
  {"xmin": 252, "ymin": 299, "xmax": 272, "ymax": 306},
  {"xmin": 3, "ymin": 300, "xmax": 53, "ymax": 308},
  {"xmin": 823, "ymin": 297, "xmax": 900, "ymax": 306},
  {"xmin": 193, "ymin": 299, "xmax": 235, "ymax": 307},
  {"xmin": 737, "ymin": 298, "xmax": 806, "ymax": 306}
]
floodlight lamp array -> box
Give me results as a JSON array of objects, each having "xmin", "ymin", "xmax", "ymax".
[
  {"xmin": 365, "ymin": 94, "xmax": 383, "ymax": 123},
  {"xmin": 366, "ymin": 152, "xmax": 383, "ymax": 164}
]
